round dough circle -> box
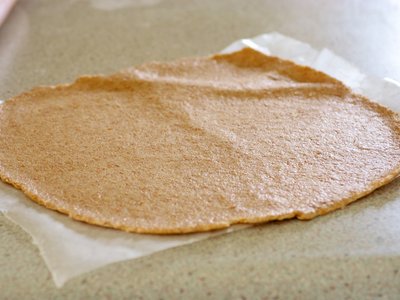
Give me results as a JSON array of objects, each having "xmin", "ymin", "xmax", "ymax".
[{"xmin": 1, "ymin": 48, "xmax": 400, "ymax": 234}]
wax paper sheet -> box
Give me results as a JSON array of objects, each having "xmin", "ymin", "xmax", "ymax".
[{"xmin": 1, "ymin": 32, "xmax": 399, "ymax": 287}]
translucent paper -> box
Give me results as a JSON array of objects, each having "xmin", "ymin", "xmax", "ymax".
[{"xmin": 1, "ymin": 32, "xmax": 399, "ymax": 287}]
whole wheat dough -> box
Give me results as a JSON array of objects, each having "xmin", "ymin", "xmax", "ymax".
[{"xmin": 0, "ymin": 48, "xmax": 399, "ymax": 234}]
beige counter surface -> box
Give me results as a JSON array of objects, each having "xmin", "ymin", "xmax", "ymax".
[{"xmin": 1, "ymin": 0, "xmax": 400, "ymax": 299}]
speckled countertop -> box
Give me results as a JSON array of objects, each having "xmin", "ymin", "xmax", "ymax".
[{"xmin": 1, "ymin": 0, "xmax": 400, "ymax": 299}]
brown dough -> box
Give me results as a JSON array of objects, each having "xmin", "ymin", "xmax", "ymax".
[{"xmin": 0, "ymin": 48, "xmax": 400, "ymax": 234}]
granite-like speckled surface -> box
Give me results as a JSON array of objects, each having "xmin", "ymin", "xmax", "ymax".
[{"xmin": 1, "ymin": 0, "xmax": 400, "ymax": 298}]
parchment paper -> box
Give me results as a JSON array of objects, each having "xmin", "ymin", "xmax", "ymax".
[{"xmin": 1, "ymin": 32, "xmax": 399, "ymax": 287}]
